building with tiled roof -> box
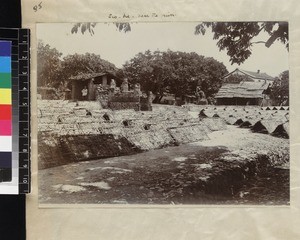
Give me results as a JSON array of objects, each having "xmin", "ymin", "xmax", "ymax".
[
  {"xmin": 223, "ymin": 68, "xmax": 275, "ymax": 84},
  {"xmin": 215, "ymin": 68, "xmax": 274, "ymax": 106}
]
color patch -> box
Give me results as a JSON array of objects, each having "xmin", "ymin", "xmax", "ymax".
[
  {"xmin": 0, "ymin": 136, "xmax": 12, "ymax": 151},
  {"xmin": 0, "ymin": 41, "xmax": 11, "ymax": 56},
  {"xmin": 0, "ymin": 57, "xmax": 11, "ymax": 72},
  {"xmin": 0, "ymin": 120, "xmax": 12, "ymax": 135},
  {"xmin": 0, "ymin": 152, "xmax": 12, "ymax": 168},
  {"xmin": 0, "ymin": 105, "xmax": 12, "ymax": 120},
  {"xmin": 0, "ymin": 73, "xmax": 12, "ymax": 88},
  {"xmin": 0, "ymin": 89, "xmax": 12, "ymax": 104}
]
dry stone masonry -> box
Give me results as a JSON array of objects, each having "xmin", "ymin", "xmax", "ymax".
[
  {"xmin": 38, "ymin": 100, "xmax": 228, "ymax": 168},
  {"xmin": 38, "ymin": 101, "xmax": 289, "ymax": 169}
]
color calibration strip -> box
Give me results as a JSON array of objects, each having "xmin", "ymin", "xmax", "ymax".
[
  {"xmin": 0, "ymin": 40, "xmax": 12, "ymax": 183},
  {"xmin": 0, "ymin": 28, "xmax": 31, "ymax": 194}
]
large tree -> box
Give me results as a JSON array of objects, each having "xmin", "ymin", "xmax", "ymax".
[
  {"xmin": 121, "ymin": 50, "xmax": 228, "ymax": 102},
  {"xmin": 37, "ymin": 41, "xmax": 63, "ymax": 87},
  {"xmin": 195, "ymin": 22, "xmax": 288, "ymax": 65},
  {"xmin": 61, "ymin": 53, "xmax": 118, "ymax": 79},
  {"xmin": 37, "ymin": 41, "xmax": 118, "ymax": 89},
  {"xmin": 120, "ymin": 50, "xmax": 172, "ymax": 102},
  {"xmin": 270, "ymin": 70, "xmax": 289, "ymax": 106}
]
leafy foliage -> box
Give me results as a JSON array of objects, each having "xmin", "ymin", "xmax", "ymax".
[
  {"xmin": 270, "ymin": 70, "xmax": 289, "ymax": 105},
  {"xmin": 121, "ymin": 50, "xmax": 228, "ymax": 102},
  {"xmin": 37, "ymin": 41, "xmax": 63, "ymax": 87},
  {"xmin": 114, "ymin": 23, "xmax": 131, "ymax": 33},
  {"xmin": 37, "ymin": 43, "xmax": 228, "ymax": 103},
  {"xmin": 195, "ymin": 22, "xmax": 288, "ymax": 65},
  {"xmin": 37, "ymin": 41, "xmax": 117, "ymax": 88},
  {"xmin": 71, "ymin": 22, "xmax": 131, "ymax": 35},
  {"xmin": 61, "ymin": 53, "xmax": 117, "ymax": 79},
  {"xmin": 71, "ymin": 23, "xmax": 97, "ymax": 35}
]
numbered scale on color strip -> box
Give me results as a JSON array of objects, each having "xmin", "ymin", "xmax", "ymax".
[
  {"xmin": 18, "ymin": 29, "xmax": 30, "ymax": 194},
  {"xmin": 0, "ymin": 28, "xmax": 31, "ymax": 193}
]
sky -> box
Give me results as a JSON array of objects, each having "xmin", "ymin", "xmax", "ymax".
[{"xmin": 37, "ymin": 22, "xmax": 289, "ymax": 77}]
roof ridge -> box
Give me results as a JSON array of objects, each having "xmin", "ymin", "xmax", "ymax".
[{"xmin": 242, "ymin": 69, "xmax": 273, "ymax": 77}]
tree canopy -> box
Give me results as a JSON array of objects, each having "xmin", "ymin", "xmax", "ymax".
[
  {"xmin": 195, "ymin": 22, "xmax": 288, "ymax": 65},
  {"xmin": 121, "ymin": 50, "xmax": 228, "ymax": 102},
  {"xmin": 270, "ymin": 70, "xmax": 289, "ymax": 106},
  {"xmin": 61, "ymin": 53, "xmax": 117, "ymax": 79},
  {"xmin": 37, "ymin": 42, "xmax": 228, "ymax": 103},
  {"xmin": 37, "ymin": 41, "xmax": 63, "ymax": 87},
  {"xmin": 37, "ymin": 41, "xmax": 117, "ymax": 88}
]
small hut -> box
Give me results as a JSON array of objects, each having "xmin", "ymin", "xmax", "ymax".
[
  {"xmin": 68, "ymin": 72, "xmax": 120, "ymax": 101},
  {"xmin": 215, "ymin": 81, "xmax": 272, "ymax": 106}
]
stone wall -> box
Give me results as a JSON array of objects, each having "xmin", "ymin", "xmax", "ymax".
[
  {"xmin": 38, "ymin": 100, "xmax": 230, "ymax": 169},
  {"xmin": 108, "ymin": 92, "xmax": 140, "ymax": 102},
  {"xmin": 38, "ymin": 133, "xmax": 141, "ymax": 169},
  {"xmin": 108, "ymin": 102, "xmax": 141, "ymax": 111},
  {"xmin": 107, "ymin": 91, "xmax": 141, "ymax": 110}
]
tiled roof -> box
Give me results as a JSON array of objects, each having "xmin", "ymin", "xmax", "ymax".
[
  {"xmin": 241, "ymin": 69, "xmax": 274, "ymax": 81},
  {"xmin": 223, "ymin": 68, "xmax": 275, "ymax": 81},
  {"xmin": 215, "ymin": 81, "xmax": 270, "ymax": 99}
]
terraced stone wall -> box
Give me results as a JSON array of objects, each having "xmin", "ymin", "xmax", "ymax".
[{"xmin": 38, "ymin": 133, "xmax": 141, "ymax": 169}]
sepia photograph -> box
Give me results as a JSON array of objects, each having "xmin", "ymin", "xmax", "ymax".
[{"xmin": 37, "ymin": 22, "xmax": 289, "ymax": 205}]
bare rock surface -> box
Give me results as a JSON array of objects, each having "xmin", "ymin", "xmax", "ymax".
[{"xmin": 39, "ymin": 125, "xmax": 289, "ymax": 205}]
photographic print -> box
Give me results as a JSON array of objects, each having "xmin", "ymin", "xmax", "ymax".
[{"xmin": 37, "ymin": 22, "xmax": 289, "ymax": 205}]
